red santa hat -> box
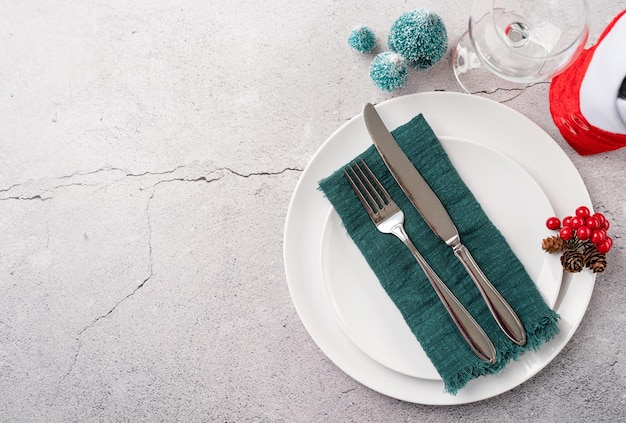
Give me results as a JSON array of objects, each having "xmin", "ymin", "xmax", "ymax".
[{"xmin": 549, "ymin": 9, "xmax": 626, "ymax": 155}]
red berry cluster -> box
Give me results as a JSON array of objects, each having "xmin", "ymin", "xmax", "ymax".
[{"xmin": 546, "ymin": 206, "xmax": 613, "ymax": 253}]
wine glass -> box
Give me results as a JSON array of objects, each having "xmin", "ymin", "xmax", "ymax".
[{"xmin": 453, "ymin": 0, "xmax": 589, "ymax": 102}]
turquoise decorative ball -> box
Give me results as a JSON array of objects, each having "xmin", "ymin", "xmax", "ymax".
[
  {"xmin": 348, "ymin": 26, "xmax": 377, "ymax": 53},
  {"xmin": 388, "ymin": 9, "xmax": 448, "ymax": 70},
  {"xmin": 369, "ymin": 52, "xmax": 408, "ymax": 92}
]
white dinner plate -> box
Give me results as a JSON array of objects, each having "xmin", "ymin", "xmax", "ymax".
[
  {"xmin": 283, "ymin": 92, "xmax": 595, "ymax": 405},
  {"xmin": 320, "ymin": 137, "xmax": 563, "ymax": 380}
]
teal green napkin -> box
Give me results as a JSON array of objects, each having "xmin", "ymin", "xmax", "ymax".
[{"xmin": 319, "ymin": 114, "xmax": 559, "ymax": 394}]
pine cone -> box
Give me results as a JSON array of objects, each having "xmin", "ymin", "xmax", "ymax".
[
  {"xmin": 583, "ymin": 244, "xmax": 607, "ymax": 273},
  {"xmin": 542, "ymin": 235, "xmax": 567, "ymax": 253},
  {"xmin": 561, "ymin": 249, "xmax": 584, "ymax": 273}
]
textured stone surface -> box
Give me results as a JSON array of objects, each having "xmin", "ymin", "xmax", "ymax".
[{"xmin": 1, "ymin": 1, "xmax": 625, "ymax": 421}]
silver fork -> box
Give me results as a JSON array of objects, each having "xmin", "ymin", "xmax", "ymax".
[{"xmin": 345, "ymin": 159, "xmax": 497, "ymax": 364}]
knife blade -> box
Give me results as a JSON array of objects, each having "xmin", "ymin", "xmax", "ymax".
[{"xmin": 362, "ymin": 103, "xmax": 527, "ymax": 346}]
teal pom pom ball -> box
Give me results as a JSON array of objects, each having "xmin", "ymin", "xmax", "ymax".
[
  {"xmin": 388, "ymin": 9, "xmax": 448, "ymax": 70},
  {"xmin": 369, "ymin": 52, "xmax": 408, "ymax": 92},
  {"xmin": 348, "ymin": 26, "xmax": 376, "ymax": 53}
]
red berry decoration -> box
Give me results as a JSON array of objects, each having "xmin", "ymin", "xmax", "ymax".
[
  {"xmin": 576, "ymin": 206, "xmax": 591, "ymax": 218},
  {"xmin": 590, "ymin": 229, "xmax": 606, "ymax": 245},
  {"xmin": 585, "ymin": 216, "xmax": 600, "ymax": 230},
  {"xmin": 576, "ymin": 226, "xmax": 591, "ymax": 240},
  {"xmin": 562, "ymin": 216, "xmax": 573, "ymax": 227},
  {"xmin": 597, "ymin": 240, "xmax": 611, "ymax": 254},
  {"xmin": 546, "ymin": 217, "xmax": 561, "ymax": 230},
  {"xmin": 542, "ymin": 205, "xmax": 613, "ymax": 274},
  {"xmin": 569, "ymin": 216, "xmax": 584, "ymax": 229},
  {"xmin": 592, "ymin": 212, "xmax": 606, "ymax": 226},
  {"xmin": 559, "ymin": 226, "xmax": 574, "ymax": 240}
]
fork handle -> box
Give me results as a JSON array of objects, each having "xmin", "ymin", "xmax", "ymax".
[{"xmin": 390, "ymin": 225, "xmax": 497, "ymax": 364}]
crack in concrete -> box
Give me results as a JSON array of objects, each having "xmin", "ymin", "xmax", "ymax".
[
  {"xmin": 0, "ymin": 164, "xmax": 189, "ymax": 197},
  {"xmin": 0, "ymin": 182, "xmax": 23, "ymax": 193},
  {"xmin": 32, "ymin": 163, "xmax": 301, "ymax": 383},
  {"xmin": 54, "ymin": 166, "xmax": 127, "ymax": 180},
  {"xmin": 124, "ymin": 165, "xmax": 188, "ymax": 178},
  {"xmin": 221, "ymin": 166, "xmax": 303, "ymax": 178},
  {"xmin": 60, "ymin": 339, "xmax": 82, "ymax": 383},
  {"xmin": 60, "ymin": 186, "xmax": 156, "ymax": 382},
  {"xmin": 77, "ymin": 272, "xmax": 153, "ymax": 340},
  {"xmin": 52, "ymin": 182, "xmax": 100, "ymax": 190},
  {"xmin": 140, "ymin": 166, "xmax": 302, "ymax": 191},
  {"xmin": 0, "ymin": 194, "xmax": 52, "ymax": 201},
  {"xmin": 35, "ymin": 164, "xmax": 187, "ymax": 183},
  {"xmin": 470, "ymin": 81, "xmax": 547, "ymax": 102},
  {"xmin": 1, "ymin": 165, "xmax": 302, "ymax": 200},
  {"xmin": 146, "ymin": 175, "xmax": 225, "ymax": 190},
  {"xmin": 61, "ymin": 265, "xmax": 154, "ymax": 382}
]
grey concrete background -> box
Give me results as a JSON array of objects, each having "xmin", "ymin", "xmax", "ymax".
[{"xmin": 1, "ymin": 0, "xmax": 625, "ymax": 421}]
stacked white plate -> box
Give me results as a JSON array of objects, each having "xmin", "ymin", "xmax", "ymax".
[{"xmin": 283, "ymin": 92, "xmax": 595, "ymax": 405}]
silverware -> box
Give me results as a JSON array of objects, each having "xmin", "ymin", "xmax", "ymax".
[
  {"xmin": 345, "ymin": 159, "xmax": 497, "ymax": 364},
  {"xmin": 362, "ymin": 103, "xmax": 527, "ymax": 346}
]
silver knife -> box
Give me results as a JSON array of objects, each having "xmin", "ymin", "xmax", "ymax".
[{"xmin": 363, "ymin": 103, "xmax": 527, "ymax": 346}]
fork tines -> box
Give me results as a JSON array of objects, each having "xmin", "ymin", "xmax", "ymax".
[{"xmin": 344, "ymin": 159, "xmax": 391, "ymax": 217}]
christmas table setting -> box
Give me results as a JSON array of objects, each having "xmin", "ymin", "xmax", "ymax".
[
  {"xmin": 284, "ymin": 0, "xmax": 626, "ymax": 410},
  {"xmin": 1, "ymin": 1, "xmax": 625, "ymax": 421}
]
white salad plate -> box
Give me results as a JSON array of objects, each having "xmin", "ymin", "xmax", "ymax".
[{"xmin": 283, "ymin": 92, "xmax": 595, "ymax": 405}]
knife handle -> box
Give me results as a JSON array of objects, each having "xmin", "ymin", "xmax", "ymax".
[
  {"xmin": 392, "ymin": 226, "xmax": 497, "ymax": 364},
  {"xmin": 453, "ymin": 244, "xmax": 527, "ymax": 346}
]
